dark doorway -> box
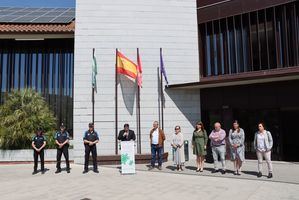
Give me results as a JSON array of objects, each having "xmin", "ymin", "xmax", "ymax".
[
  {"xmin": 200, "ymin": 80, "xmax": 299, "ymax": 161},
  {"xmin": 281, "ymin": 109, "xmax": 299, "ymax": 161}
]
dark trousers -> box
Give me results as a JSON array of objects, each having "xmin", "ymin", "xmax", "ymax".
[
  {"xmin": 151, "ymin": 144, "xmax": 163, "ymax": 167},
  {"xmin": 33, "ymin": 149, "xmax": 44, "ymax": 171},
  {"xmin": 56, "ymin": 145, "xmax": 70, "ymax": 170},
  {"xmin": 84, "ymin": 144, "xmax": 97, "ymax": 170}
]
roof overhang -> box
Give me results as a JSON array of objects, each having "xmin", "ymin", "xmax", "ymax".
[
  {"xmin": 0, "ymin": 20, "xmax": 75, "ymax": 39},
  {"xmin": 0, "ymin": 33, "xmax": 74, "ymax": 39},
  {"xmin": 167, "ymin": 67, "xmax": 299, "ymax": 90}
]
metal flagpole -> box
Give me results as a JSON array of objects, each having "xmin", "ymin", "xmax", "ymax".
[
  {"xmin": 92, "ymin": 48, "xmax": 95, "ymax": 125},
  {"xmin": 160, "ymin": 48, "xmax": 164, "ymax": 130},
  {"xmin": 136, "ymin": 48, "xmax": 142, "ymax": 154},
  {"xmin": 115, "ymin": 48, "xmax": 119, "ymax": 155}
]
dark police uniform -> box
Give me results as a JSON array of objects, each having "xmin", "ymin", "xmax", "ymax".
[
  {"xmin": 32, "ymin": 134, "xmax": 46, "ymax": 171},
  {"xmin": 83, "ymin": 130, "xmax": 99, "ymax": 171},
  {"xmin": 54, "ymin": 131, "xmax": 70, "ymax": 170}
]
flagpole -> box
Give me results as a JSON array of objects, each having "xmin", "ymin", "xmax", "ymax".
[
  {"xmin": 160, "ymin": 48, "xmax": 164, "ymax": 130},
  {"xmin": 157, "ymin": 67, "xmax": 161, "ymax": 126},
  {"xmin": 92, "ymin": 48, "xmax": 95, "ymax": 125},
  {"xmin": 136, "ymin": 48, "xmax": 141, "ymax": 154},
  {"xmin": 115, "ymin": 48, "xmax": 119, "ymax": 155}
]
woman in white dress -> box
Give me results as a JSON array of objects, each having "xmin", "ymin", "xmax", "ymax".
[{"xmin": 171, "ymin": 125, "xmax": 185, "ymax": 171}]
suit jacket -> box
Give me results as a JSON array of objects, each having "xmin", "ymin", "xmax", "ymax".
[{"xmin": 118, "ymin": 129, "xmax": 136, "ymax": 141}]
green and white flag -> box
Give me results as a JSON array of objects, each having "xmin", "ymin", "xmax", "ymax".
[{"xmin": 92, "ymin": 51, "xmax": 98, "ymax": 93}]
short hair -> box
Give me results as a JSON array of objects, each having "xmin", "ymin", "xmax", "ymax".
[
  {"xmin": 153, "ymin": 121, "xmax": 159, "ymax": 125},
  {"xmin": 258, "ymin": 122, "xmax": 266, "ymax": 129},
  {"xmin": 124, "ymin": 123, "xmax": 129, "ymax": 128}
]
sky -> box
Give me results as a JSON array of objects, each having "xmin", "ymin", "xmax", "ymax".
[{"xmin": 0, "ymin": 0, "xmax": 75, "ymax": 8}]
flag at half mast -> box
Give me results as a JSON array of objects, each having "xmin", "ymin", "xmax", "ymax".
[{"xmin": 116, "ymin": 50, "xmax": 138, "ymax": 79}]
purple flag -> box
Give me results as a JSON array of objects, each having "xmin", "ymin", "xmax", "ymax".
[{"xmin": 160, "ymin": 48, "xmax": 169, "ymax": 86}]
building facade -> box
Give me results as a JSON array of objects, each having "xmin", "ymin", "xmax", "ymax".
[
  {"xmin": 1, "ymin": 0, "xmax": 298, "ymax": 162},
  {"xmin": 74, "ymin": 0, "xmax": 200, "ymax": 163},
  {"xmin": 170, "ymin": 0, "xmax": 299, "ymax": 161}
]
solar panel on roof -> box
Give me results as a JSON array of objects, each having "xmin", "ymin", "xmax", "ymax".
[
  {"xmin": 12, "ymin": 16, "xmax": 37, "ymax": 22},
  {"xmin": 0, "ymin": 7, "xmax": 75, "ymax": 23},
  {"xmin": 51, "ymin": 16, "xmax": 74, "ymax": 23},
  {"xmin": 31, "ymin": 16, "xmax": 57, "ymax": 23}
]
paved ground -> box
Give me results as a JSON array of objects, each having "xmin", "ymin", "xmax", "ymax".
[
  {"xmin": 0, "ymin": 161, "xmax": 299, "ymax": 200},
  {"xmin": 132, "ymin": 159, "xmax": 299, "ymax": 184}
]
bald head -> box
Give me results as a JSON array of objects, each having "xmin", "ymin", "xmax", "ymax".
[{"xmin": 214, "ymin": 122, "xmax": 221, "ymax": 131}]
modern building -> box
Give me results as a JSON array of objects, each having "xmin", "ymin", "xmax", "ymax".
[
  {"xmin": 0, "ymin": 7, "xmax": 75, "ymax": 134},
  {"xmin": 1, "ymin": 0, "xmax": 298, "ymax": 162},
  {"xmin": 169, "ymin": 0, "xmax": 299, "ymax": 161}
]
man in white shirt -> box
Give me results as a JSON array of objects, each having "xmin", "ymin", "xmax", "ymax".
[{"xmin": 149, "ymin": 121, "xmax": 165, "ymax": 170}]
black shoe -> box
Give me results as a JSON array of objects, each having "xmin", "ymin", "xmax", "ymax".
[
  {"xmin": 41, "ymin": 170, "xmax": 45, "ymax": 174},
  {"xmin": 196, "ymin": 168, "xmax": 200, "ymax": 172},
  {"xmin": 32, "ymin": 170, "xmax": 38, "ymax": 175},
  {"xmin": 66, "ymin": 169, "xmax": 70, "ymax": 173},
  {"xmin": 221, "ymin": 170, "xmax": 226, "ymax": 174},
  {"xmin": 268, "ymin": 173, "xmax": 273, "ymax": 179},
  {"xmin": 234, "ymin": 171, "xmax": 238, "ymax": 175},
  {"xmin": 55, "ymin": 169, "xmax": 61, "ymax": 174},
  {"xmin": 82, "ymin": 170, "xmax": 88, "ymax": 174},
  {"xmin": 93, "ymin": 169, "xmax": 99, "ymax": 173},
  {"xmin": 212, "ymin": 169, "xmax": 219, "ymax": 173},
  {"xmin": 257, "ymin": 172, "xmax": 262, "ymax": 178},
  {"xmin": 148, "ymin": 166, "xmax": 154, "ymax": 171}
]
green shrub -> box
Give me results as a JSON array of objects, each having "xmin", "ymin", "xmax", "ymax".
[{"xmin": 0, "ymin": 89, "xmax": 57, "ymax": 149}]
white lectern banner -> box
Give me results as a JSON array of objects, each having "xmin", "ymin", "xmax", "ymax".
[{"xmin": 121, "ymin": 141, "xmax": 136, "ymax": 174}]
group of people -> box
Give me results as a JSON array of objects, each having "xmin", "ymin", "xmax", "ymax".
[
  {"xmin": 32, "ymin": 122, "xmax": 99, "ymax": 174},
  {"xmin": 168, "ymin": 120, "xmax": 273, "ymax": 178},
  {"xmin": 32, "ymin": 123, "xmax": 71, "ymax": 174},
  {"xmin": 32, "ymin": 120, "xmax": 274, "ymax": 178}
]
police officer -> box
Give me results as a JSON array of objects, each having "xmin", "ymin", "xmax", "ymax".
[
  {"xmin": 32, "ymin": 127, "xmax": 46, "ymax": 175},
  {"xmin": 83, "ymin": 122, "xmax": 99, "ymax": 174},
  {"xmin": 54, "ymin": 123, "xmax": 70, "ymax": 174}
]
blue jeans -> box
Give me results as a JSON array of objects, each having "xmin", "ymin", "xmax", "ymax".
[{"xmin": 151, "ymin": 144, "xmax": 163, "ymax": 167}]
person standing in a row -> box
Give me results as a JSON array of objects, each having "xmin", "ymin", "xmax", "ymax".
[
  {"xmin": 254, "ymin": 122, "xmax": 273, "ymax": 178},
  {"xmin": 54, "ymin": 123, "xmax": 70, "ymax": 174},
  {"xmin": 32, "ymin": 127, "xmax": 46, "ymax": 175},
  {"xmin": 171, "ymin": 125, "xmax": 185, "ymax": 171},
  {"xmin": 209, "ymin": 122, "xmax": 226, "ymax": 174},
  {"xmin": 192, "ymin": 122, "xmax": 208, "ymax": 172},
  {"xmin": 83, "ymin": 122, "xmax": 99, "ymax": 174},
  {"xmin": 229, "ymin": 120, "xmax": 245, "ymax": 175},
  {"xmin": 149, "ymin": 121, "xmax": 165, "ymax": 170}
]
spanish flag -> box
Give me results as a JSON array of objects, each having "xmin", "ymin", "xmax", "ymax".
[{"xmin": 117, "ymin": 50, "xmax": 138, "ymax": 79}]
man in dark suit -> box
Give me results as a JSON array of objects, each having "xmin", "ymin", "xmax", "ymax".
[{"xmin": 118, "ymin": 123, "xmax": 136, "ymax": 141}]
